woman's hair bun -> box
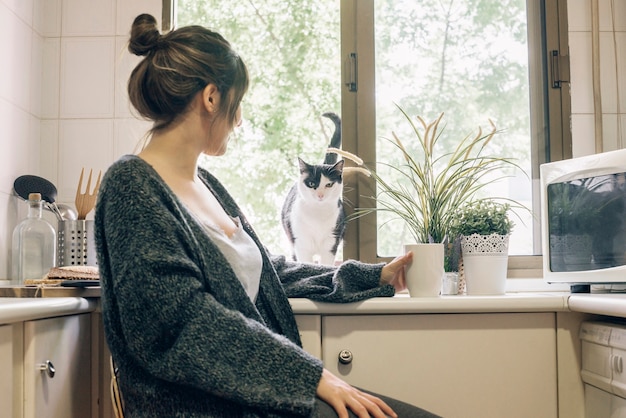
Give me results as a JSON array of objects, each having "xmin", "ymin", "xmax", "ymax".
[{"xmin": 128, "ymin": 14, "xmax": 161, "ymax": 56}]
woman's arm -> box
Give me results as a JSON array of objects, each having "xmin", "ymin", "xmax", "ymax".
[{"xmin": 270, "ymin": 255, "xmax": 396, "ymax": 302}]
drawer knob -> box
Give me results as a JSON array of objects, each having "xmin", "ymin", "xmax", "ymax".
[
  {"xmin": 338, "ymin": 349, "xmax": 353, "ymax": 364},
  {"xmin": 39, "ymin": 360, "xmax": 56, "ymax": 378}
]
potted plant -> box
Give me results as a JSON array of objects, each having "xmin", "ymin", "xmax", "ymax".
[
  {"xmin": 450, "ymin": 200, "xmax": 515, "ymax": 295},
  {"xmin": 344, "ymin": 106, "xmax": 521, "ymax": 297}
]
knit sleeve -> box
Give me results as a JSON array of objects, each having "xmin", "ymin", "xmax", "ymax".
[
  {"xmin": 95, "ymin": 158, "xmax": 322, "ymax": 416},
  {"xmin": 271, "ymin": 255, "xmax": 395, "ymax": 302}
]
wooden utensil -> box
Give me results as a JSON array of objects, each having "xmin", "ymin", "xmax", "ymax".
[{"xmin": 75, "ymin": 168, "xmax": 102, "ymax": 220}]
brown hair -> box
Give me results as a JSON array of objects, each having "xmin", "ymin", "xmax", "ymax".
[{"xmin": 127, "ymin": 14, "xmax": 248, "ymax": 132}]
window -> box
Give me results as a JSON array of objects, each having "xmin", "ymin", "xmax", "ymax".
[
  {"xmin": 171, "ymin": 0, "xmax": 570, "ymax": 272},
  {"xmin": 341, "ymin": 0, "xmax": 571, "ymax": 270}
]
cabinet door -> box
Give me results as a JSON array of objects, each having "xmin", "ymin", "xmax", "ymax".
[
  {"xmin": 295, "ymin": 315, "xmax": 322, "ymax": 359},
  {"xmin": 23, "ymin": 314, "xmax": 92, "ymax": 418},
  {"xmin": 0, "ymin": 324, "xmax": 15, "ymax": 417},
  {"xmin": 322, "ymin": 313, "xmax": 557, "ymax": 418}
]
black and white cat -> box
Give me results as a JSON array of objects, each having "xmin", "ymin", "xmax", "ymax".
[{"xmin": 281, "ymin": 112, "xmax": 345, "ymax": 265}]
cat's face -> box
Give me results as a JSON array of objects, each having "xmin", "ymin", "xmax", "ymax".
[{"xmin": 296, "ymin": 158, "xmax": 344, "ymax": 203}]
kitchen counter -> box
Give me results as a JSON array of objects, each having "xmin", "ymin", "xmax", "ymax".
[
  {"xmin": 568, "ymin": 293, "xmax": 626, "ymax": 318},
  {"xmin": 290, "ymin": 292, "xmax": 570, "ymax": 314},
  {"xmin": 2, "ymin": 289, "xmax": 626, "ymax": 325},
  {"xmin": 0, "ymin": 297, "xmax": 97, "ymax": 324}
]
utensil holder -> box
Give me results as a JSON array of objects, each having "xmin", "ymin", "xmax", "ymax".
[{"xmin": 57, "ymin": 220, "xmax": 97, "ymax": 266}]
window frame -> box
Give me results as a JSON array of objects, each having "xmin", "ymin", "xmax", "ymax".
[{"xmin": 340, "ymin": 0, "xmax": 572, "ymax": 278}]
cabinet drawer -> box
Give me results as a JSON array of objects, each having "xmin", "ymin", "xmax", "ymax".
[
  {"xmin": 322, "ymin": 313, "xmax": 557, "ymax": 418},
  {"xmin": 24, "ymin": 314, "xmax": 92, "ymax": 418}
]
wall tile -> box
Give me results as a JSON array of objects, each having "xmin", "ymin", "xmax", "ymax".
[
  {"xmin": 0, "ymin": 192, "xmax": 17, "ymax": 279},
  {"xmin": 620, "ymin": 115, "xmax": 626, "ymax": 148},
  {"xmin": 58, "ymin": 119, "xmax": 113, "ymax": 202},
  {"xmin": 60, "ymin": 37, "xmax": 115, "ymax": 118},
  {"xmin": 600, "ymin": 32, "xmax": 618, "ymax": 112},
  {"xmin": 601, "ymin": 114, "xmax": 619, "ymax": 151},
  {"xmin": 30, "ymin": 32, "xmax": 43, "ymax": 117},
  {"xmin": 2, "ymin": 0, "xmax": 33, "ymax": 26},
  {"xmin": 0, "ymin": 4, "xmax": 32, "ymax": 111},
  {"xmin": 601, "ymin": 0, "xmax": 626, "ymax": 31},
  {"xmin": 40, "ymin": 119, "xmax": 59, "ymax": 186},
  {"xmin": 33, "ymin": 0, "xmax": 61, "ymax": 37},
  {"xmin": 41, "ymin": 38, "xmax": 60, "ymax": 119},
  {"xmin": 62, "ymin": 0, "xmax": 115, "ymax": 36},
  {"xmin": 116, "ymin": 0, "xmax": 161, "ymax": 36},
  {"xmin": 571, "ymin": 113, "xmax": 597, "ymax": 157},
  {"xmin": 0, "ymin": 98, "xmax": 39, "ymax": 195},
  {"xmin": 568, "ymin": 0, "xmax": 592, "ymax": 31},
  {"xmin": 569, "ymin": 32, "xmax": 595, "ymax": 114},
  {"xmin": 114, "ymin": 36, "xmax": 142, "ymax": 118},
  {"xmin": 114, "ymin": 118, "xmax": 151, "ymax": 158},
  {"xmin": 618, "ymin": 32, "xmax": 626, "ymax": 113}
]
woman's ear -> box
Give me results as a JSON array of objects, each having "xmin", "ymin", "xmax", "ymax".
[{"xmin": 202, "ymin": 84, "xmax": 220, "ymax": 114}]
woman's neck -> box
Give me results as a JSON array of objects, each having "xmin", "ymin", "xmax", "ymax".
[{"xmin": 139, "ymin": 120, "xmax": 203, "ymax": 182}]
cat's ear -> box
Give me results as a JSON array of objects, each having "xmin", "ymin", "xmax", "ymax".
[
  {"xmin": 297, "ymin": 157, "xmax": 309, "ymax": 172},
  {"xmin": 331, "ymin": 160, "xmax": 345, "ymax": 173}
]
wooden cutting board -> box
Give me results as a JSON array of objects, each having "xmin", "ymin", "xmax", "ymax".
[{"xmin": 0, "ymin": 285, "xmax": 101, "ymax": 298}]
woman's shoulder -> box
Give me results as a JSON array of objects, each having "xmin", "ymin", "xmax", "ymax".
[
  {"xmin": 104, "ymin": 155, "xmax": 153, "ymax": 182},
  {"xmin": 107, "ymin": 154, "xmax": 143, "ymax": 173},
  {"xmin": 101, "ymin": 155, "xmax": 160, "ymax": 195}
]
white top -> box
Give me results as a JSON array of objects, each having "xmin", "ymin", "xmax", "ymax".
[{"xmin": 199, "ymin": 217, "xmax": 262, "ymax": 302}]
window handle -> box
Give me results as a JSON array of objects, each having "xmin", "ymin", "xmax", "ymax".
[
  {"xmin": 345, "ymin": 53, "xmax": 358, "ymax": 92},
  {"xmin": 550, "ymin": 50, "xmax": 570, "ymax": 89}
]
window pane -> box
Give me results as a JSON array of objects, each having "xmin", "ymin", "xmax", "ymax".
[
  {"xmin": 177, "ymin": 0, "xmax": 341, "ymax": 255},
  {"xmin": 373, "ymin": 0, "xmax": 533, "ymax": 256}
]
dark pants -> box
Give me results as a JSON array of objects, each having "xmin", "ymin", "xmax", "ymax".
[{"xmin": 315, "ymin": 389, "xmax": 442, "ymax": 417}]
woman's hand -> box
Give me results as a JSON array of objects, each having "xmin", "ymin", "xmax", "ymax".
[
  {"xmin": 316, "ymin": 368, "xmax": 397, "ymax": 418},
  {"xmin": 380, "ymin": 251, "xmax": 413, "ymax": 293}
]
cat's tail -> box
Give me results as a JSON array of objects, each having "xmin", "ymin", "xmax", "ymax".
[{"xmin": 323, "ymin": 112, "xmax": 341, "ymax": 164}]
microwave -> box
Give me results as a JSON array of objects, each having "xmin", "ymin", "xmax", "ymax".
[{"xmin": 540, "ymin": 149, "xmax": 626, "ymax": 291}]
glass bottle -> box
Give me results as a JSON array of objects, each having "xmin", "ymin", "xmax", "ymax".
[{"xmin": 12, "ymin": 192, "xmax": 57, "ymax": 284}]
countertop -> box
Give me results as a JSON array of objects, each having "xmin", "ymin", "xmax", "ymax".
[
  {"xmin": 568, "ymin": 293, "xmax": 626, "ymax": 318},
  {"xmin": 2, "ymin": 289, "xmax": 626, "ymax": 325},
  {"xmin": 289, "ymin": 292, "xmax": 570, "ymax": 314},
  {"xmin": 0, "ymin": 297, "xmax": 97, "ymax": 325}
]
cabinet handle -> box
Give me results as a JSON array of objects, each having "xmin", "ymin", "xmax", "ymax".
[
  {"xmin": 338, "ymin": 349, "xmax": 353, "ymax": 365},
  {"xmin": 613, "ymin": 355, "xmax": 623, "ymax": 374},
  {"xmin": 38, "ymin": 360, "xmax": 56, "ymax": 378}
]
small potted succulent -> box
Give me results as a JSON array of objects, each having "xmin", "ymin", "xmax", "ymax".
[{"xmin": 450, "ymin": 200, "xmax": 514, "ymax": 295}]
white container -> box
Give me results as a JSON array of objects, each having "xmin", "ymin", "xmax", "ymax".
[
  {"xmin": 461, "ymin": 234, "xmax": 509, "ymax": 295},
  {"xmin": 403, "ymin": 243, "xmax": 444, "ymax": 297}
]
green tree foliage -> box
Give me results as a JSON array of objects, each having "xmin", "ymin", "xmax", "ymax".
[
  {"xmin": 177, "ymin": 0, "xmax": 531, "ymax": 256},
  {"xmin": 178, "ymin": 0, "xmax": 341, "ymax": 254}
]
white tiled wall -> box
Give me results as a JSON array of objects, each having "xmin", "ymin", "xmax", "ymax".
[
  {"xmin": 568, "ymin": 0, "xmax": 626, "ymax": 157},
  {"xmin": 0, "ymin": 1, "xmax": 621, "ymax": 279},
  {"xmin": 0, "ymin": 0, "xmax": 159, "ymax": 279}
]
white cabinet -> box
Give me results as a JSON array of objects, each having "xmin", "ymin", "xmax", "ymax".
[
  {"xmin": 295, "ymin": 315, "xmax": 321, "ymax": 359},
  {"xmin": 0, "ymin": 324, "xmax": 16, "ymax": 417},
  {"xmin": 23, "ymin": 314, "xmax": 92, "ymax": 418},
  {"xmin": 321, "ymin": 313, "xmax": 558, "ymax": 418}
]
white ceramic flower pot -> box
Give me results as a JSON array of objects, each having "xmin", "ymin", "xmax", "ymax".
[
  {"xmin": 403, "ymin": 243, "xmax": 444, "ymax": 297},
  {"xmin": 461, "ymin": 234, "xmax": 509, "ymax": 295}
]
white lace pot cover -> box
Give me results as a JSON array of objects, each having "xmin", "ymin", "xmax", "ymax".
[{"xmin": 460, "ymin": 234, "xmax": 509, "ymax": 295}]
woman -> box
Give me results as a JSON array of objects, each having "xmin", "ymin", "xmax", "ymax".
[{"xmin": 95, "ymin": 13, "xmax": 439, "ymax": 418}]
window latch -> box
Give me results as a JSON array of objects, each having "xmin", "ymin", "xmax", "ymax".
[
  {"xmin": 345, "ymin": 52, "xmax": 358, "ymax": 92},
  {"xmin": 550, "ymin": 50, "xmax": 570, "ymax": 89}
]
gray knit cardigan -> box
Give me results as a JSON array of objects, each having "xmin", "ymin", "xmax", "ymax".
[{"xmin": 94, "ymin": 155, "xmax": 395, "ymax": 417}]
